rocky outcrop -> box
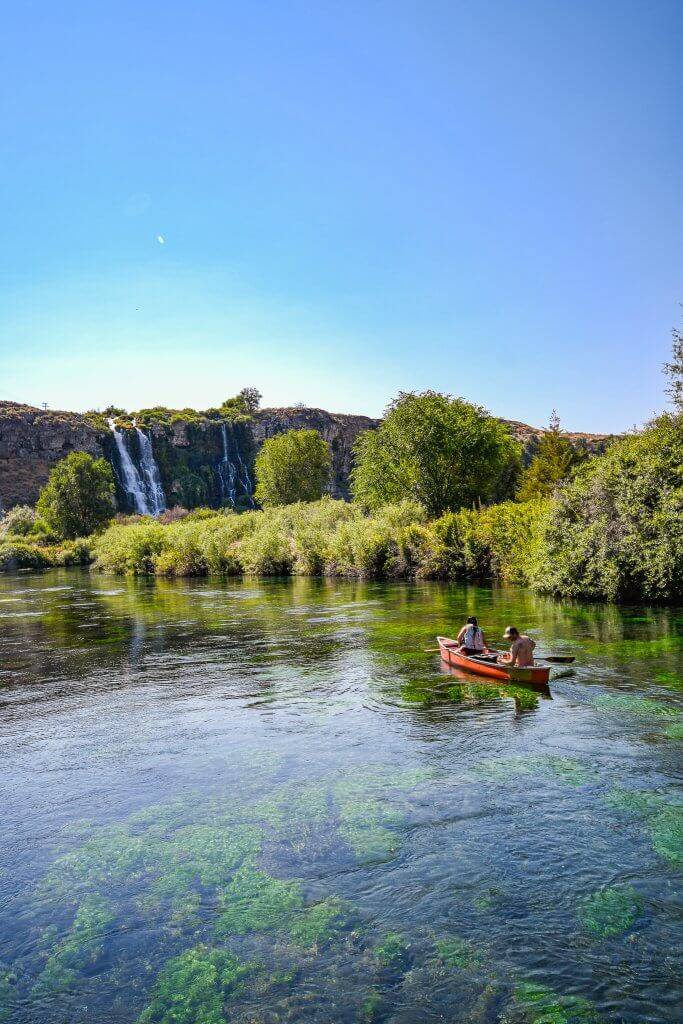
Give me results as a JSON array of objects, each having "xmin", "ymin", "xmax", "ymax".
[
  {"xmin": 0, "ymin": 399, "xmax": 612, "ymax": 511},
  {"xmin": 0, "ymin": 403, "xmax": 107, "ymax": 511}
]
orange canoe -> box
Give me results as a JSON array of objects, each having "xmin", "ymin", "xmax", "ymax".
[{"xmin": 437, "ymin": 637, "xmax": 551, "ymax": 687}]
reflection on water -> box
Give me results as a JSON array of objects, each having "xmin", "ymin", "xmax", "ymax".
[{"xmin": 0, "ymin": 569, "xmax": 681, "ymax": 1024}]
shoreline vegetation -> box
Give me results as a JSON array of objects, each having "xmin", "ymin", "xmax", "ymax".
[{"xmin": 0, "ymin": 391, "xmax": 680, "ymax": 603}]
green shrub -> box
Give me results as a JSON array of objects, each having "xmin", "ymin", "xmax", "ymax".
[
  {"xmin": 93, "ymin": 522, "xmax": 168, "ymax": 574},
  {"xmin": 0, "ymin": 504, "xmax": 39, "ymax": 537},
  {"xmin": 0, "ymin": 542, "xmax": 53, "ymax": 572},
  {"xmin": 37, "ymin": 452, "xmax": 115, "ymax": 540}
]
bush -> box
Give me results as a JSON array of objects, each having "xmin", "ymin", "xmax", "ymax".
[
  {"xmin": 93, "ymin": 522, "xmax": 168, "ymax": 574},
  {"xmin": 37, "ymin": 452, "xmax": 115, "ymax": 540},
  {"xmin": 0, "ymin": 542, "xmax": 53, "ymax": 572},
  {"xmin": 0, "ymin": 505, "xmax": 39, "ymax": 537},
  {"xmin": 533, "ymin": 414, "xmax": 683, "ymax": 601},
  {"xmin": 254, "ymin": 429, "xmax": 332, "ymax": 506}
]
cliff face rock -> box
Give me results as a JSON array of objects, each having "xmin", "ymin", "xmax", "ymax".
[
  {"xmin": 253, "ymin": 408, "xmax": 380, "ymax": 498},
  {"xmin": 0, "ymin": 399, "xmax": 611, "ymax": 512},
  {"xmin": 0, "ymin": 402, "xmax": 107, "ymax": 511}
]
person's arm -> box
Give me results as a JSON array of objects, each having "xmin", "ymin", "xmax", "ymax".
[
  {"xmin": 456, "ymin": 626, "xmax": 466, "ymax": 644},
  {"xmin": 507, "ymin": 640, "xmax": 519, "ymax": 667}
]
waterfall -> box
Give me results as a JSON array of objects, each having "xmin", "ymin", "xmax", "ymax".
[
  {"xmin": 136, "ymin": 428, "xmax": 166, "ymax": 515},
  {"xmin": 217, "ymin": 421, "xmax": 254, "ymax": 508},
  {"xmin": 218, "ymin": 423, "xmax": 237, "ymax": 505},
  {"xmin": 108, "ymin": 420, "xmax": 166, "ymax": 515},
  {"xmin": 108, "ymin": 419, "xmax": 150, "ymax": 514}
]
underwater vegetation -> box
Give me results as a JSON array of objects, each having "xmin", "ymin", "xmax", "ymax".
[
  {"xmin": 472, "ymin": 756, "xmax": 597, "ymax": 787},
  {"xmin": 504, "ymin": 981, "xmax": 602, "ymax": 1024},
  {"xmin": 590, "ymin": 694, "xmax": 679, "ymax": 718},
  {"xmin": 604, "ymin": 789, "xmax": 683, "ymax": 865},
  {"xmin": 435, "ymin": 935, "xmax": 485, "ymax": 970},
  {"xmin": 578, "ymin": 885, "xmax": 641, "ymax": 938},
  {"xmin": 331, "ymin": 766, "xmax": 430, "ymax": 861},
  {"xmin": 373, "ymin": 931, "xmax": 409, "ymax": 968},
  {"xmin": 664, "ymin": 720, "xmax": 683, "ymax": 740},
  {"xmin": 215, "ymin": 865, "xmax": 304, "ymax": 937},
  {"xmin": 137, "ymin": 946, "xmax": 252, "ymax": 1024},
  {"xmin": 37, "ymin": 895, "xmax": 115, "ymax": 993},
  {"xmin": 0, "ymin": 964, "xmax": 17, "ymax": 1022}
]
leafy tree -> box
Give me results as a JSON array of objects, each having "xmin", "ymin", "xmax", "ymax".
[
  {"xmin": 221, "ymin": 388, "xmax": 262, "ymax": 419},
  {"xmin": 37, "ymin": 452, "xmax": 115, "ymax": 539},
  {"xmin": 664, "ymin": 322, "xmax": 683, "ymax": 411},
  {"xmin": 516, "ymin": 411, "xmax": 582, "ymax": 501},
  {"xmin": 0, "ymin": 504, "xmax": 39, "ymax": 537},
  {"xmin": 533, "ymin": 413, "xmax": 683, "ymax": 601},
  {"xmin": 254, "ymin": 429, "xmax": 332, "ymax": 506},
  {"xmin": 351, "ymin": 391, "xmax": 521, "ymax": 517}
]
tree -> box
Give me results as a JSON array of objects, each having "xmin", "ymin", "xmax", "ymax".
[
  {"xmin": 351, "ymin": 391, "xmax": 521, "ymax": 517},
  {"xmin": 516, "ymin": 411, "xmax": 582, "ymax": 502},
  {"xmin": 254, "ymin": 429, "xmax": 332, "ymax": 506},
  {"xmin": 534, "ymin": 413, "xmax": 683, "ymax": 601},
  {"xmin": 37, "ymin": 452, "xmax": 115, "ymax": 539},
  {"xmin": 664, "ymin": 323, "xmax": 683, "ymax": 412}
]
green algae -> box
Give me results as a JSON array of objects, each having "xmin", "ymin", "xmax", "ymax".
[
  {"xmin": 359, "ymin": 987, "xmax": 386, "ymax": 1022},
  {"xmin": 472, "ymin": 756, "xmax": 596, "ymax": 787},
  {"xmin": 37, "ymin": 895, "xmax": 115, "ymax": 993},
  {"xmin": 664, "ymin": 721, "xmax": 683, "ymax": 740},
  {"xmin": 473, "ymin": 886, "xmax": 506, "ymax": 911},
  {"xmin": 215, "ymin": 865, "xmax": 303, "ymax": 937},
  {"xmin": 506, "ymin": 982, "xmax": 602, "ymax": 1024},
  {"xmin": 654, "ymin": 670, "xmax": 683, "ymax": 690},
  {"xmin": 603, "ymin": 788, "xmax": 683, "ymax": 865},
  {"xmin": 251, "ymin": 781, "xmax": 329, "ymax": 844},
  {"xmin": 435, "ymin": 935, "xmax": 484, "ymax": 970},
  {"xmin": 373, "ymin": 931, "xmax": 409, "ymax": 967},
  {"xmin": 331, "ymin": 766, "xmax": 429, "ymax": 861},
  {"xmin": 138, "ymin": 946, "xmax": 252, "ymax": 1024},
  {"xmin": 650, "ymin": 804, "xmax": 683, "ymax": 865},
  {"xmin": 590, "ymin": 694, "xmax": 679, "ymax": 718},
  {"xmin": 580, "ymin": 634, "xmax": 682, "ymax": 660},
  {"xmin": 0, "ymin": 964, "xmax": 17, "ymax": 1022},
  {"xmin": 578, "ymin": 885, "xmax": 641, "ymax": 938},
  {"xmin": 289, "ymin": 897, "xmax": 349, "ymax": 949}
]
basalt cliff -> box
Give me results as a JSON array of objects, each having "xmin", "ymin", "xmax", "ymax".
[{"xmin": 0, "ymin": 400, "xmax": 611, "ymax": 513}]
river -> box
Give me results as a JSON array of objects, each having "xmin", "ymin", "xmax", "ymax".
[{"xmin": 0, "ymin": 569, "xmax": 681, "ymax": 1024}]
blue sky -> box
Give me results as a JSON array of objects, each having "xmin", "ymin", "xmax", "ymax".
[{"xmin": 1, "ymin": 1, "xmax": 681, "ymax": 431}]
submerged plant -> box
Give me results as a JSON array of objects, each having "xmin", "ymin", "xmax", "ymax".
[
  {"xmin": 373, "ymin": 931, "xmax": 409, "ymax": 968},
  {"xmin": 650, "ymin": 804, "xmax": 683, "ymax": 865},
  {"xmin": 37, "ymin": 895, "xmax": 115, "ymax": 993},
  {"xmin": 506, "ymin": 981, "xmax": 602, "ymax": 1024},
  {"xmin": 578, "ymin": 885, "xmax": 641, "ymax": 938},
  {"xmin": 0, "ymin": 964, "xmax": 17, "ymax": 1023},
  {"xmin": 288, "ymin": 897, "xmax": 349, "ymax": 949},
  {"xmin": 138, "ymin": 946, "xmax": 252, "ymax": 1024},
  {"xmin": 215, "ymin": 865, "xmax": 303, "ymax": 937},
  {"xmin": 590, "ymin": 694, "xmax": 679, "ymax": 718},
  {"xmin": 435, "ymin": 935, "xmax": 484, "ymax": 971}
]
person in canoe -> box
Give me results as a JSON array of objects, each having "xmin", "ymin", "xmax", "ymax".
[
  {"xmin": 499, "ymin": 626, "xmax": 536, "ymax": 667},
  {"xmin": 456, "ymin": 616, "xmax": 488, "ymax": 656}
]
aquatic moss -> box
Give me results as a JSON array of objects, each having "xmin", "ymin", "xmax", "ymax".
[
  {"xmin": 654, "ymin": 671, "xmax": 683, "ymax": 690},
  {"xmin": 472, "ymin": 756, "xmax": 595, "ymax": 787},
  {"xmin": 0, "ymin": 964, "xmax": 17, "ymax": 1022},
  {"xmin": 664, "ymin": 721, "xmax": 683, "ymax": 740},
  {"xmin": 602, "ymin": 788, "xmax": 665, "ymax": 817},
  {"xmin": 289, "ymin": 897, "xmax": 349, "ymax": 949},
  {"xmin": 507, "ymin": 982, "xmax": 602, "ymax": 1024},
  {"xmin": 215, "ymin": 865, "xmax": 303, "ymax": 937},
  {"xmin": 138, "ymin": 946, "xmax": 252, "ymax": 1024},
  {"xmin": 337, "ymin": 797, "xmax": 403, "ymax": 860},
  {"xmin": 590, "ymin": 694, "xmax": 679, "ymax": 718},
  {"xmin": 360, "ymin": 987, "xmax": 386, "ymax": 1022},
  {"xmin": 40, "ymin": 827, "xmax": 150, "ymax": 896},
  {"xmin": 650, "ymin": 804, "xmax": 683, "ymax": 865},
  {"xmin": 251, "ymin": 782, "xmax": 329, "ymax": 844},
  {"xmin": 473, "ymin": 886, "xmax": 506, "ymax": 911},
  {"xmin": 435, "ymin": 935, "xmax": 484, "ymax": 970},
  {"xmin": 38, "ymin": 895, "xmax": 115, "ymax": 992},
  {"xmin": 578, "ymin": 885, "xmax": 641, "ymax": 937},
  {"xmin": 373, "ymin": 931, "xmax": 409, "ymax": 967}
]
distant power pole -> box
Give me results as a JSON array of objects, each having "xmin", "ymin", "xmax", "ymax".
[{"xmin": 41, "ymin": 402, "xmax": 48, "ymax": 410}]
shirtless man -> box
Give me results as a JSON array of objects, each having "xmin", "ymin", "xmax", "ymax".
[{"xmin": 499, "ymin": 626, "xmax": 536, "ymax": 667}]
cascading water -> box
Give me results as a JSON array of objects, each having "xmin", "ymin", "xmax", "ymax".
[
  {"xmin": 108, "ymin": 419, "xmax": 150, "ymax": 514},
  {"xmin": 217, "ymin": 422, "xmax": 255, "ymax": 508},
  {"xmin": 136, "ymin": 428, "xmax": 166, "ymax": 515}
]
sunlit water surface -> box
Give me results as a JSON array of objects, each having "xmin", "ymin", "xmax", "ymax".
[{"xmin": 0, "ymin": 570, "xmax": 681, "ymax": 1024}]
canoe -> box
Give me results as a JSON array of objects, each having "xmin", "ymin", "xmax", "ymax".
[{"xmin": 437, "ymin": 636, "xmax": 551, "ymax": 687}]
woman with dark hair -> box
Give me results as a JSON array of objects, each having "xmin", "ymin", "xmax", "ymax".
[{"xmin": 456, "ymin": 616, "xmax": 487, "ymax": 656}]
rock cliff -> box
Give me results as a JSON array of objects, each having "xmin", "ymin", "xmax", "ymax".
[{"xmin": 0, "ymin": 399, "xmax": 611, "ymax": 512}]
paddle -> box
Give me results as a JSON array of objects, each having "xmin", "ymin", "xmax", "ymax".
[{"xmin": 423, "ymin": 645, "xmax": 574, "ymax": 664}]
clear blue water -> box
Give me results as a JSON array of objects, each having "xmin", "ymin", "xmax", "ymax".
[{"xmin": 0, "ymin": 569, "xmax": 681, "ymax": 1023}]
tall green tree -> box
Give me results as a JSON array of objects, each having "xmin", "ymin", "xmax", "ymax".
[
  {"xmin": 254, "ymin": 429, "xmax": 332, "ymax": 506},
  {"xmin": 351, "ymin": 391, "xmax": 520, "ymax": 517},
  {"xmin": 516, "ymin": 411, "xmax": 582, "ymax": 501},
  {"xmin": 37, "ymin": 452, "xmax": 115, "ymax": 539}
]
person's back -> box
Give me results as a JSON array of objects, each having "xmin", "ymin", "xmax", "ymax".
[
  {"xmin": 502, "ymin": 626, "xmax": 535, "ymax": 667},
  {"xmin": 457, "ymin": 616, "xmax": 486, "ymax": 654}
]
